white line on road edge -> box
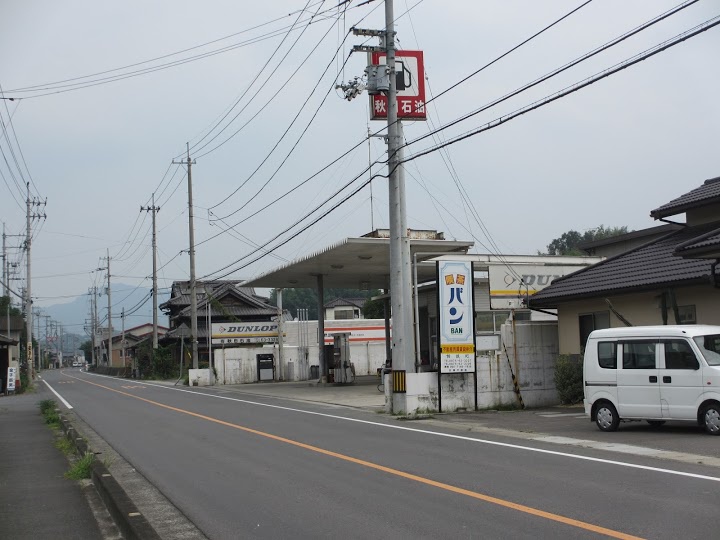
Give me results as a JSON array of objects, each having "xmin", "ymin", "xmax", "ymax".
[
  {"xmin": 42, "ymin": 380, "xmax": 73, "ymax": 409},
  {"xmin": 82, "ymin": 372, "xmax": 720, "ymax": 483}
]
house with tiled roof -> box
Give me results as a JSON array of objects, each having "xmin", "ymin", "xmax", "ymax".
[
  {"xmin": 159, "ymin": 281, "xmax": 281, "ymax": 366},
  {"xmin": 530, "ymin": 175, "xmax": 720, "ymax": 355},
  {"xmin": 323, "ymin": 297, "xmax": 367, "ymax": 320}
]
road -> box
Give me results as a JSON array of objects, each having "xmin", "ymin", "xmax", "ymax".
[{"xmin": 42, "ymin": 369, "xmax": 719, "ymax": 539}]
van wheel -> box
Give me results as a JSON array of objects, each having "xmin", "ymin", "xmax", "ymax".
[
  {"xmin": 701, "ymin": 404, "xmax": 720, "ymax": 436},
  {"xmin": 595, "ymin": 402, "xmax": 620, "ymax": 432},
  {"xmin": 646, "ymin": 420, "xmax": 665, "ymax": 428}
]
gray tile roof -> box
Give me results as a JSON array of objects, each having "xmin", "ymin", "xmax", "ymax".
[
  {"xmin": 529, "ymin": 223, "xmax": 720, "ymax": 308},
  {"xmin": 324, "ymin": 297, "xmax": 367, "ymax": 309},
  {"xmin": 650, "ymin": 176, "xmax": 720, "ymax": 219},
  {"xmin": 674, "ymin": 226, "xmax": 720, "ymax": 258}
]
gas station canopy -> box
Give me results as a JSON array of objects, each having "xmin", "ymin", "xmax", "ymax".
[{"xmin": 242, "ymin": 234, "xmax": 474, "ymax": 290}]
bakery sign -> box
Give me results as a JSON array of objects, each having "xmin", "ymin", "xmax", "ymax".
[
  {"xmin": 437, "ymin": 260, "xmax": 476, "ymax": 373},
  {"xmin": 211, "ymin": 322, "xmax": 284, "ymax": 345}
]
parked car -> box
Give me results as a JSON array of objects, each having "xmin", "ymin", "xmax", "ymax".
[{"xmin": 583, "ymin": 325, "xmax": 720, "ymax": 435}]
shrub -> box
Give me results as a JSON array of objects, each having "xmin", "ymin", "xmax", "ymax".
[{"xmin": 554, "ymin": 355, "xmax": 583, "ymax": 405}]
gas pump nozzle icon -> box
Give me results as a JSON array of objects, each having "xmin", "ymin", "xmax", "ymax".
[{"xmin": 396, "ymin": 60, "xmax": 412, "ymax": 91}]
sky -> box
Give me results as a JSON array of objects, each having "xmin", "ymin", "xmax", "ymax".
[{"xmin": 1, "ymin": 0, "xmax": 719, "ymax": 332}]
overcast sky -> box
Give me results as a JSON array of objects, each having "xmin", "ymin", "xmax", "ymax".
[{"xmin": 1, "ymin": 0, "xmax": 718, "ymax": 329}]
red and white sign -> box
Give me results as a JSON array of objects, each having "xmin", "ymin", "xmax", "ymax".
[
  {"xmin": 323, "ymin": 325, "xmax": 388, "ymax": 343},
  {"xmin": 370, "ymin": 50, "xmax": 426, "ymax": 121}
]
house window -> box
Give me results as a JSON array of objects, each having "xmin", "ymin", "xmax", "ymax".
[
  {"xmin": 579, "ymin": 311, "xmax": 610, "ymax": 351},
  {"xmin": 335, "ymin": 309, "xmax": 354, "ymax": 320},
  {"xmin": 677, "ymin": 305, "xmax": 696, "ymax": 325}
]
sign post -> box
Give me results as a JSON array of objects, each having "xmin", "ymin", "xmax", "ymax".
[
  {"xmin": 6, "ymin": 366, "xmax": 16, "ymax": 394},
  {"xmin": 436, "ymin": 260, "xmax": 477, "ymax": 412}
]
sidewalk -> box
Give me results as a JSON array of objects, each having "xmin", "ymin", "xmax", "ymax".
[{"xmin": 0, "ymin": 386, "xmax": 106, "ymax": 540}]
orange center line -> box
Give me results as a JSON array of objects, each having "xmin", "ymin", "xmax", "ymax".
[{"xmin": 72, "ymin": 374, "xmax": 644, "ymax": 540}]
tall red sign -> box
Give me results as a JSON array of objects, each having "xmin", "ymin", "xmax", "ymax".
[{"xmin": 370, "ymin": 50, "xmax": 427, "ymax": 121}]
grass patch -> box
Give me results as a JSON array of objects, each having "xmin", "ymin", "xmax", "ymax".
[
  {"xmin": 39, "ymin": 399, "xmax": 55, "ymax": 415},
  {"xmin": 65, "ymin": 452, "xmax": 94, "ymax": 480},
  {"xmin": 39, "ymin": 399, "xmax": 62, "ymax": 429},
  {"xmin": 54, "ymin": 436, "xmax": 74, "ymax": 456}
]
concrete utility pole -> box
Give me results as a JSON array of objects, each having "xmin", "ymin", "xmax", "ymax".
[
  {"xmin": 25, "ymin": 183, "xmax": 33, "ymax": 375},
  {"xmin": 383, "ymin": 0, "xmax": 416, "ymax": 388},
  {"xmin": 2, "ymin": 222, "xmax": 6, "ymax": 297},
  {"xmin": 105, "ymin": 250, "xmax": 112, "ymax": 365},
  {"xmin": 121, "ymin": 308, "xmax": 126, "ymax": 368},
  {"xmin": 173, "ymin": 145, "xmax": 198, "ymax": 369},
  {"xmin": 141, "ymin": 194, "xmax": 160, "ymax": 349}
]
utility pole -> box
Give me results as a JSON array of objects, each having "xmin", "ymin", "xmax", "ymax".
[
  {"xmin": 173, "ymin": 145, "xmax": 198, "ymax": 369},
  {"xmin": 381, "ymin": 0, "xmax": 415, "ymax": 393},
  {"xmin": 23, "ymin": 184, "xmax": 46, "ymax": 374},
  {"xmin": 34, "ymin": 309, "xmax": 41, "ymax": 369},
  {"xmin": 2, "ymin": 222, "xmax": 6, "ymax": 297},
  {"xmin": 100, "ymin": 250, "xmax": 112, "ymax": 365},
  {"xmin": 121, "ymin": 308, "xmax": 126, "ymax": 369},
  {"xmin": 25, "ymin": 183, "xmax": 33, "ymax": 375},
  {"xmin": 141, "ymin": 195, "xmax": 160, "ymax": 349},
  {"xmin": 93, "ymin": 286, "xmax": 98, "ymax": 365},
  {"xmin": 348, "ymin": 1, "xmax": 416, "ymax": 412}
]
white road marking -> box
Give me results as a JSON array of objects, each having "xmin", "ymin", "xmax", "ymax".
[
  {"xmin": 536, "ymin": 413, "xmax": 586, "ymax": 418},
  {"xmin": 79, "ymin": 372, "xmax": 720, "ymax": 483},
  {"xmin": 42, "ymin": 380, "xmax": 73, "ymax": 409}
]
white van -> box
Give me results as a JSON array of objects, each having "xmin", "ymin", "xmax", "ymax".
[{"xmin": 583, "ymin": 325, "xmax": 720, "ymax": 435}]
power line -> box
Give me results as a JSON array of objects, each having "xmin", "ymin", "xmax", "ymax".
[
  {"xmin": 3, "ymin": 2, "xmax": 368, "ymax": 100},
  {"xmin": 207, "ymin": 36, "xmax": 354, "ymax": 219},
  {"xmin": 402, "ymin": 15, "xmax": 720, "ymax": 165},
  {"xmin": 185, "ymin": 0, "xmax": 319, "ymax": 157},
  {"xmin": 196, "ymin": 12, "xmax": 719, "ymax": 282},
  {"xmin": 406, "ymin": 0, "xmax": 703, "ymax": 150}
]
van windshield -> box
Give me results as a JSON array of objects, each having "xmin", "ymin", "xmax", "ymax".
[{"xmin": 694, "ymin": 334, "xmax": 720, "ymax": 366}]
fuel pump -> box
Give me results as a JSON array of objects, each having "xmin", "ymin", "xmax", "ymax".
[{"xmin": 332, "ymin": 333, "xmax": 355, "ymax": 384}]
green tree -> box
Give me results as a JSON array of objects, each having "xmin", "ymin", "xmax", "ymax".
[
  {"xmin": 362, "ymin": 297, "xmax": 385, "ymax": 319},
  {"xmin": 79, "ymin": 340, "xmax": 93, "ymax": 362},
  {"xmin": 546, "ymin": 225, "xmax": 629, "ymax": 256},
  {"xmin": 0, "ymin": 296, "xmax": 22, "ymax": 317}
]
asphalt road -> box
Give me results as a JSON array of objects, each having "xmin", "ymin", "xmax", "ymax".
[{"xmin": 43, "ymin": 369, "xmax": 720, "ymax": 539}]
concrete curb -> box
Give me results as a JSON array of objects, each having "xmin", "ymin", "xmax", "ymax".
[{"xmin": 59, "ymin": 411, "xmax": 161, "ymax": 540}]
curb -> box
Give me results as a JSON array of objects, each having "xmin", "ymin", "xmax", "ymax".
[{"xmin": 59, "ymin": 411, "xmax": 161, "ymax": 540}]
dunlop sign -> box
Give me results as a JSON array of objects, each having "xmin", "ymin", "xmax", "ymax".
[
  {"xmin": 211, "ymin": 322, "xmax": 283, "ymax": 345},
  {"xmin": 437, "ymin": 260, "xmax": 476, "ymax": 373}
]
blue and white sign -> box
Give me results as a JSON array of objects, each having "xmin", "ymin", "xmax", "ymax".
[{"xmin": 437, "ymin": 260, "xmax": 476, "ymax": 373}]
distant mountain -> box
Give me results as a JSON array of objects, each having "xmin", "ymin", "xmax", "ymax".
[{"xmin": 42, "ymin": 284, "xmax": 170, "ymax": 332}]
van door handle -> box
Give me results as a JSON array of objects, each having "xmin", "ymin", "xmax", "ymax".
[
  {"xmin": 649, "ymin": 376, "xmax": 658, "ymax": 383},
  {"xmin": 663, "ymin": 376, "xmax": 672, "ymax": 383}
]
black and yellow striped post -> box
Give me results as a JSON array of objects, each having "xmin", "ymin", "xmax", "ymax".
[{"xmin": 392, "ymin": 370, "xmax": 406, "ymax": 393}]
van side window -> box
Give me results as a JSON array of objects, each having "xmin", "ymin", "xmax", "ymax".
[
  {"xmin": 597, "ymin": 342, "xmax": 616, "ymax": 369},
  {"xmin": 622, "ymin": 341, "xmax": 656, "ymax": 369},
  {"xmin": 663, "ymin": 340, "xmax": 699, "ymax": 370}
]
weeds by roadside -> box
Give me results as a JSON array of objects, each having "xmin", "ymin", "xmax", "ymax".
[
  {"xmin": 65, "ymin": 453, "xmax": 94, "ymax": 480},
  {"xmin": 54, "ymin": 437, "xmax": 74, "ymax": 455},
  {"xmin": 39, "ymin": 399, "xmax": 61, "ymax": 429},
  {"xmin": 39, "ymin": 398, "xmax": 95, "ymax": 480}
]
